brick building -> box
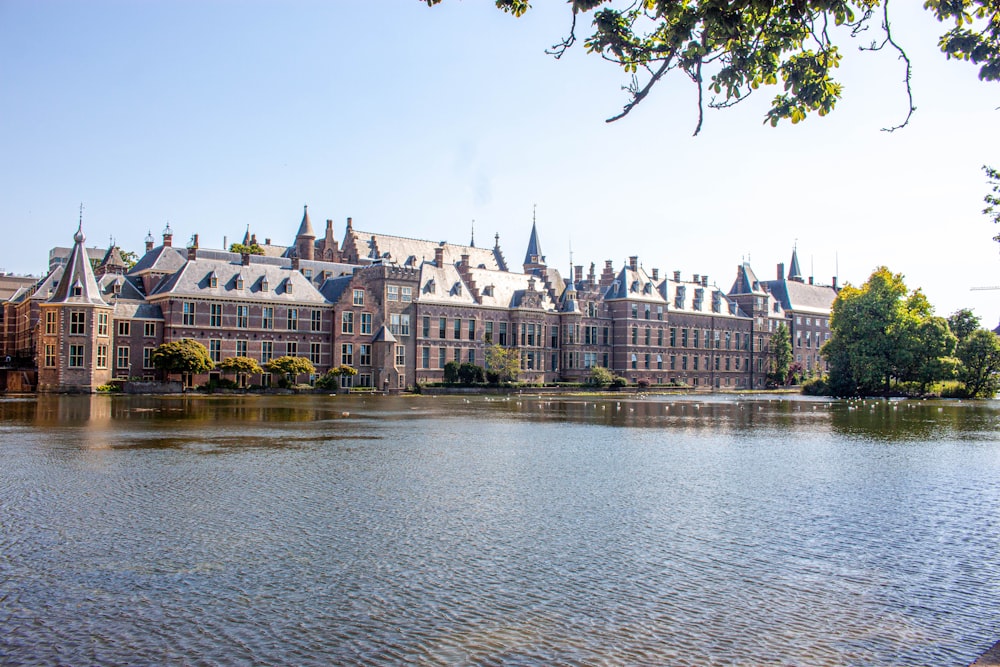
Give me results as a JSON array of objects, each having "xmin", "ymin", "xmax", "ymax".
[{"xmin": 2, "ymin": 208, "xmax": 839, "ymax": 392}]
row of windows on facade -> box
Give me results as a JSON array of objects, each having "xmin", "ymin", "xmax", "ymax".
[{"xmin": 180, "ymin": 303, "xmax": 326, "ymax": 331}]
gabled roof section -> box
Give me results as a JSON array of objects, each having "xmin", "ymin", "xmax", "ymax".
[
  {"xmin": 148, "ymin": 257, "xmax": 327, "ymax": 304},
  {"xmin": 48, "ymin": 224, "xmax": 107, "ymax": 306},
  {"xmin": 729, "ymin": 262, "xmax": 767, "ymax": 296},
  {"xmin": 348, "ymin": 228, "xmax": 504, "ymax": 272},
  {"xmin": 604, "ymin": 266, "xmax": 667, "ymax": 303},
  {"xmin": 130, "ymin": 245, "xmax": 187, "ymax": 275},
  {"xmin": 762, "ymin": 279, "xmax": 837, "ymax": 315},
  {"xmin": 98, "ymin": 244, "xmax": 127, "ymax": 274},
  {"xmin": 373, "ymin": 325, "xmax": 398, "ymax": 344}
]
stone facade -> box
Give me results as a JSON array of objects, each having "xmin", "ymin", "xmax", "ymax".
[{"xmin": 2, "ymin": 210, "xmax": 839, "ymax": 392}]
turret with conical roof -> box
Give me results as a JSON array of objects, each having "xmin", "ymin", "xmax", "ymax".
[
  {"xmin": 523, "ymin": 207, "xmax": 546, "ymax": 274},
  {"xmin": 296, "ymin": 204, "xmax": 315, "ymax": 260}
]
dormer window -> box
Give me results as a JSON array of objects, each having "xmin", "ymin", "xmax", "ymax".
[
  {"xmin": 260, "ymin": 277, "xmax": 269, "ymax": 292},
  {"xmin": 71, "ymin": 281, "xmax": 82, "ymax": 297},
  {"xmin": 208, "ymin": 272, "xmax": 218, "ymax": 288},
  {"xmin": 113, "ymin": 281, "xmax": 122, "ymax": 295},
  {"xmin": 643, "ymin": 282, "xmax": 652, "ymax": 294},
  {"xmin": 284, "ymin": 278, "xmax": 293, "ymax": 294},
  {"xmin": 425, "ymin": 279, "xmax": 436, "ymax": 294},
  {"xmin": 482, "ymin": 285, "xmax": 493, "ymax": 297},
  {"xmin": 631, "ymin": 280, "xmax": 639, "ymax": 293},
  {"xmin": 236, "ymin": 275, "xmax": 244, "ymax": 290}
]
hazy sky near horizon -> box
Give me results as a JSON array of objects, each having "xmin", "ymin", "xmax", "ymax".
[{"xmin": 2, "ymin": 1, "xmax": 998, "ymax": 323}]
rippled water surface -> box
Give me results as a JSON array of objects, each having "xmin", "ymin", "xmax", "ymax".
[{"xmin": 2, "ymin": 393, "xmax": 999, "ymax": 666}]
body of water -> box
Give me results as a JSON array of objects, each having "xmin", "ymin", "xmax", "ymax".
[{"xmin": 1, "ymin": 393, "xmax": 999, "ymax": 666}]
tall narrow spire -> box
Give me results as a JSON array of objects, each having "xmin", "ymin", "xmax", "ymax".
[
  {"xmin": 297, "ymin": 204, "xmax": 314, "ymax": 238},
  {"xmin": 788, "ymin": 243, "xmax": 803, "ymax": 282},
  {"xmin": 523, "ymin": 207, "xmax": 544, "ymax": 268},
  {"xmin": 470, "ymin": 219, "xmax": 475, "ymax": 248}
]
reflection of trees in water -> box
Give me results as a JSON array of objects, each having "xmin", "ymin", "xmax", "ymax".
[{"xmin": 829, "ymin": 400, "xmax": 1000, "ymax": 442}]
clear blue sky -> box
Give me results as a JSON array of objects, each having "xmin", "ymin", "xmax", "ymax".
[{"xmin": 2, "ymin": 1, "xmax": 998, "ymax": 324}]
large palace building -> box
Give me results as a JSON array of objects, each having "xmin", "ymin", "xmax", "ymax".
[{"xmin": 1, "ymin": 208, "xmax": 839, "ymax": 392}]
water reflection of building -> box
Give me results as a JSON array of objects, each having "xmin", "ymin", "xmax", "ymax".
[{"xmin": 2, "ymin": 207, "xmax": 838, "ymax": 392}]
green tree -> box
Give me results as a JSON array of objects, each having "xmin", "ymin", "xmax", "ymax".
[
  {"xmin": 948, "ymin": 308, "xmax": 982, "ymax": 343},
  {"xmin": 120, "ymin": 250, "xmax": 139, "ymax": 269},
  {"xmin": 588, "ymin": 365, "xmax": 616, "ymax": 387},
  {"xmin": 426, "ymin": 1, "xmax": 999, "ymax": 133},
  {"xmin": 457, "ymin": 362, "xmax": 486, "ymax": 385},
  {"xmin": 151, "ymin": 339, "xmax": 214, "ymax": 385},
  {"xmin": 770, "ymin": 322, "xmax": 793, "ymax": 385},
  {"xmin": 218, "ymin": 356, "xmax": 263, "ymax": 387},
  {"xmin": 266, "ymin": 355, "xmax": 316, "ymax": 387},
  {"xmin": 985, "ymin": 165, "xmax": 1000, "ymax": 242},
  {"xmin": 957, "ymin": 329, "xmax": 1000, "ymax": 397},
  {"xmin": 822, "ymin": 267, "xmax": 952, "ymax": 396},
  {"xmin": 315, "ymin": 365, "xmax": 357, "ymax": 390},
  {"xmin": 485, "ymin": 345, "xmax": 520, "ymax": 384},
  {"xmin": 229, "ymin": 242, "xmax": 265, "ymax": 255},
  {"xmin": 443, "ymin": 360, "xmax": 461, "ymax": 383}
]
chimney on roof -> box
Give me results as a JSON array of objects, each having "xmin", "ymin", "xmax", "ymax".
[
  {"xmin": 777, "ymin": 263, "xmax": 784, "ymax": 280},
  {"xmin": 702, "ymin": 275, "xmax": 709, "ymax": 287},
  {"xmin": 809, "ymin": 276, "xmax": 814, "ymax": 285},
  {"xmin": 187, "ymin": 236, "xmax": 198, "ymax": 261},
  {"xmin": 651, "ymin": 268, "xmax": 659, "ymax": 281},
  {"xmin": 588, "ymin": 262, "xmax": 596, "ymax": 285},
  {"xmin": 241, "ymin": 253, "xmax": 250, "ymax": 266},
  {"xmin": 163, "ymin": 224, "xmax": 173, "ymax": 247},
  {"xmin": 460, "ymin": 253, "xmax": 469, "ymax": 266},
  {"xmin": 346, "ymin": 216, "xmax": 353, "ymax": 231},
  {"xmin": 291, "ymin": 257, "xmax": 300, "ymax": 271},
  {"xmin": 265, "ymin": 238, "xmax": 271, "ymax": 246},
  {"xmin": 145, "ymin": 231, "xmax": 155, "ymax": 253},
  {"xmin": 832, "ymin": 276, "xmax": 838, "ymax": 290},
  {"xmin": 629, "ymin": 256, "xmax": 638, "ymax": 271},
  {"xmin": 693, "ymin": 273, "xmax": 700, "ymax": 284},
  {"xmin": 434, "ymin": 246, "xmax": 444, "ymax": 267},
  {"xmin": 574, "ymin": 265, "xmax": 583, "ymax": 284},
  {"xmin": 673, "ymin": 270, "xmax": 681, "ymax": 281}
]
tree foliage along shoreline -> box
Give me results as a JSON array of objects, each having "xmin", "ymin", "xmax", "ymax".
[
  {"xmin": 151, "ymin": 339, "xmax": 214, "ymax": 381},
  {"xmin": 424, "ymin": 0, "xmax": 999, "ymax": 133}
]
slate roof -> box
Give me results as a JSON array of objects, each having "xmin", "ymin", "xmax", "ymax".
[
  {"xmin": 148, "ymin": 257, "xmax": 327, "ymax": 304},
  {"xmin": 604, "ymin": 266, "xmax": 667, "ymax": 303},
  {"xmin": 47, "ymin": 225, "xmax": 108, "ymax": 306},
  {"xmin": 296, "ymin": 205, "xmax": 314, "ymax": 237},
  {"xmin": 348, "ymin": 229, "xmax": 507, "ymax": 272},
  {"xmin": 762, "ymin": 279, "xmax": 837, "ymax": 316},
  {"xmin": 729, "ymin": 262, "xmax": 767, "ymax": 296},
  {"xmin": 787, "ymin": 247, "xmax": 803, "ymax": 282},
  {"xmin": 524, "ymin": 219, "xmax": 543, "ymax": 265},
  {"xmin": 131, "ymin": 246, "xmax": 187, "ymax": 275}
]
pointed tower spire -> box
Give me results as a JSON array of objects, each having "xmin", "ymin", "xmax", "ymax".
[
  {"xmin": 296, "ymin": 204, "xmax": 315, "ymax": 260},
  {"xmin": 788, "ymin": 243, "xmax": 803, "ymax": 282},
  {"xmin": 49, "ymin": 219, "xmax": 106, "ymax": 305},
  {"xmin": 523, "ymin": 205, "xmax": 544, "ymax": 269},
  {"xmin": 470, "ymin": 220, "xmax": 475, "ymax": 248},
  {"xmin": 297, "ymin": 204, "xmax": 314, "ymax": 238}
]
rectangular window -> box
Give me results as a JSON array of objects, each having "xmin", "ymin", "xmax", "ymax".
[
  {"xmin": 390, "ymin": 313, "xmax": 410, "ymax": 336},
  {"xmin": 341, "ymin": 343, "xmax": 354, "ymax": 366},
  {"xmin": 682, "ymin": 356, "xmax": 688, "ymax": 370},
  {"xmin": 97, "ymin": 312, "xmax": 109, "ymax": 337},
  {"xmin": 421, "ymin": 346, "xmax": 430, "ymax": 369},
  {"xmin": 117, "ymin": 320, "xmax": 130, "ymax": 337},
  {"xmin": 115, "ymin": 346, "xmax": 129, "ymax": 370},
  {"xmin": 396, "ymin": 345, "xmax": 405, "ymax": 367},
  {"xmin": 311, "ymin": 310, "xmax": 322, "ymax": 332},
  {"xmin": 387, "ymin": 285, "xmax": 399, "ymax": 301},
  {"xmin": 498, "ymin": 322, "xmax": 508, "ymax": 346},
  {"xmin": 454, "ymin": 318, "xmax": 461, "ymax": 340},
  {"xmin": 657, "ymin": 306, "xmax": 664, "ymax": 321},
  {"xmin": 693, "ymin": 356, "xmax": 699, "ymax": 371},
  {"xmin": 681, "ymin": 328, "xmax": 689, "ymax": 347},
  {"xmin": 286, "ymin": 341, "xmax": 297, "ymax": 357},
  {"xmin": 287, "ymin": 308, "xmax": 298, "ymax": 330},
  {"xmin": 70, "ymin": 311, "xmax": 86, "ymax": 335},
  {"xmin": 657, "ymin": 329, "xmax": 664, "ymax": 346},
  {"xmin": 209, "ymin": 339, "xmax": 222, "ymax": 363},
  {"xmin": 261, "ymin": 341, "xmax": 273, "ymax": 363},
  {"xmin": 95, "ymin": 344, "xmax": 107, "ymax": 369},
  {"xmin": 144, "ymin": 321, "xmax": 156, "ymax": 337},
  {"xmin": 644, "ymin": 353, "xmax": 651, "ymax": 369},
  {"xmin": 182, "ymin": 302, "xmax": 196, "ymax": 326},
  {"xmin": 603, "ymin": 327, "xmax": 610, "ymax": 346},
  {"xmin": 485, "ymin": 321, "xmax": 494, "ymax": 344},
  {"xmin": 359, "ymin": 344, "xmax": 371, "ymax": 366},
  {"xmin": 361, "ymin": 312, "xmax": 372, "ymax": 335},
  {"xmin": 631, "ymin": 303, "xmax": 638, "ymax": 319},
  {"xmin": 670, "ymin": 328, "xmax": 677, "ymax": 346},
  {"xmin": 262, "ymin": 307, "xmax": 274, "ymax": 330},
  {"xmin": 439, "ymin": 317, "xmax": 447, "ymax": 338},
  {"xmin": 45, "ymin": 311, "xmax": 57, "ymax": 335},
  {"xmin": 353, "ymin": 289, "xmax": 364, "ymax": 306},
  {"xmin": 468, "ymin": 319, "xmax": 476, "ymax": 341},
  {"xmin": 693, "ymin": 329, "xmax": 700, "ymax": 348},
  {"xmin": 401, "ymin": 286, "xmax": 412, "ymax": 302},
  {"xmin": 438, "ymin": 347, "xmax": 446, "ymax": 369},
  {"xmin": 44, "ymin": 344, "xmax": 56, "ymax": 367},
  {"xmin": 468, "ymin": 349, "xmax": 475, "ymax": 365},
  {"xmin": 237, "ymin": 340, "xmax": 248, "ymax": 357},
  {"xmin": 64, "ymin": 342, "xmax": 83, "ymax": 368},
  {"xmin": 725, "ymin": 331, "xmax": 732, "ymax": 350},
  {"xmin": 453, "ymin": 346, "xmax": 461, "ymax": 362},
  {"xmin": 645, "ymin": 327, "xmax": 651, "ymax": 346},
  {"xmin": 236, "ymin": 305, "xmax": 249, "ymax": 328},
  {"xmin": 631, "ymin": 327, "xmax": 638, "ymax": 345},
  {"xmin": 210, "ymin": 304, "xmax": 222, "ymax": 327},
  {"xmin": 423, "ymin": 316, "xmax": 431, "ymax": 338},
  {"xmin": 342, "ymin": 311, "xmax": 354, "ymax": 334}
]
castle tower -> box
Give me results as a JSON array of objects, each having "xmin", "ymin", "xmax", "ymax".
[
  {"xmin": 37, "ymin": 220, "xmax": 114, "ymax": 392},
  {"xmin": 788, "ymin": 245, "xmax": 804, "ymax": 283},
  {"xmin": 296, "ymin": 205, "xmax": 315, "ymax": 261},
  {"xmin": 522, "ymin": 207, "xmax": 546, "ymax": 274}
]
